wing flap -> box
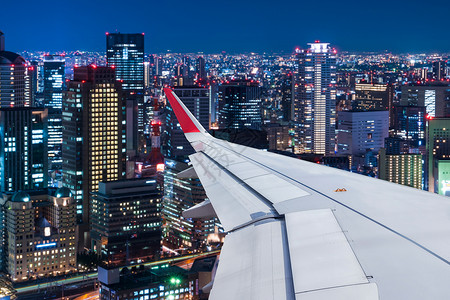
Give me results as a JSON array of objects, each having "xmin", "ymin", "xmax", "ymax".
[
  {"xmin": 285, "ymin": 209, "xmax": 369, "ymax": 294},
  {"xmin": 209, "ymin": 219, "xmax": 294, "ymax": 300}
]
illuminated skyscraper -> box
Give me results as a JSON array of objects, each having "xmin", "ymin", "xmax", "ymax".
[
  {"xmin": 294, "ymin": 42, "xmax": 336, "ymax": 155},
  {"xmin": 217, "ymin": 79, "xmax": 262, "ymax": 130},
  {"xmin": 106, "ymin": 33, "xmax": 144, "ymax": 148},
  {"xmin": 0, "ymin": 31, "xmax": 31, "ymax": 107},
  {"xmin": 62, "ymin": 65, "xmax": 126, "ymax": 234},
  {"xmin": 0, "ymin": 108, "xmax": 47, "ymax": 192},
  {"xmin": 43, "ymin": 55, "xmax": 65, "ymax": 186}
]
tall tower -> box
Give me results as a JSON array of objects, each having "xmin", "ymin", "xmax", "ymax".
[
  {"xmin": 294, "ymin": 42, "xmax": 337, "ymax": 155},
  {"xmin": 106, "ymin": 33, "xmax": 144, "ymax": 150},
  {"xmin": 43, "ymin": 55, "xmax": 65, "ymax": 186},
  {"xmin": 62, "ymin": 65, "xmax": 126, "ymax": 233}
]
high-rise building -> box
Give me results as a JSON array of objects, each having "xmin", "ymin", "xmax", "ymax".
[
  {"xmin": 294, "ymin": 42, "xmax": 337, "ymax": 155},
  {"xmin": 0, "ymin": 108, "xmax": 47, "ymax": 192},
  {"xmin": 43, "ymin": 55, "xmax": 65, "ymax": 109},
  {"xmin": 62, "ymin": 65, "xmax": 126, "ymax": 232},
  {"xmin": 106, "ymin": 33, "xmax": 145, "ymax": 148},
  {"xmin": 432, "ymin": 61, "xmax": 447, "ymax": 81},
  {"xmin": 217, "ymin": 80, "xmax": 262, "ymax": 131},
  {"xmin": 400, "ymin": 84, "xmax": 450, "ymax": 117},
  {"xmin": 196, "ymin": 56, "xmax": 206, "ymax": 81},
  {"xmin": 43, "ymin": 55, "xmax": 65, "ymax": 186},
  {"xmin": 391, "ymin": 106, "xmax": 426, "ymax": 148},
  {"xmin": 164, "ymin": 86, "xmax": 210, "ymax": 159},
  {"xmin": 0, "ymin": 188, "xmax": 77, "ymax": 282},
  {"xmin": 378, "ymin": 148, "xmax": 422, "ymax": 189},
  {"xmin": 0, "ymin": 31, "xmax": 31, "ymax": 107},
  {"xmin": 337, "ymin": 110, "xmax": 389, "ymax": 156},
  {"xmin": 426, "ymin": 118, "xmax": 450, "ymax": 194},
  {"xmin": 90, "ymin": 178, "xmax": 162, "ymax": 265}
]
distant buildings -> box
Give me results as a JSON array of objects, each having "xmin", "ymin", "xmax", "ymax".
[
  {"xmin": 1, "ymin": 188, "xmax": 77, "ymax": 282},
  {"xmin": 337, "ymin": 110, "xmax": 389, "ymax": 156},
  {"xmin": 218, "ymin": 79, "xmax": 262, "ymax": 131},
  {"xmin": 0, "ymin": 108, "xmax": 47, "ymax": 192},
  {"xmin": 62, "ymin": 65, "xmax": 126, "ymax": 239},
  {"xmin": 294, "ymin": 42, "xmax": 336, "ymax": 155},
  {"xmin": 90, "ymin": 178, "xmax": 162, "ymax": 265}
]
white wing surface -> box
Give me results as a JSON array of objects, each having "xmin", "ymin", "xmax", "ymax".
[{"xmin": 164, "ymin": 88, "xmax": 450, "ymax": 300}]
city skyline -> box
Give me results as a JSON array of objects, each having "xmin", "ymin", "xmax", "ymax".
[{"xmin": 2, "ymin": 0, "xmax": 450, "ymax": 54}]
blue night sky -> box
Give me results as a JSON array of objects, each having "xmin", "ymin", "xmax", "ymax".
[{"xmin": 1, "ymin": 0, "xmax": 449, "ymax": 54}]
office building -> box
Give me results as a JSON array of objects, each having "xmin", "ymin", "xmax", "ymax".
[
  {"xmin": 0, "ymin": 31, "xmax": 31, "ymax": 107},
  {"xmin": 378, "ymin": 148, "xmax": 422, "ymax": 189},
  {"xmin": 337, "ymin": 110, "xmax": 389, "ymax": 156},
  {"xmin": 90, "ymin": 178, "xmax": 162, "ymax": 265},
  {"xmin": 294, "ymin": 42, "xmax": 336, "ymax": 155},
  {"xmin": 400, "ymin": 84, "xmax": 450, "ymax": 117},
  {"xmin": 1, "ymin": 188, "xmax": 77, "ymax": 282},
  {"xmin": 217, "ymin": 79, "xmax": 262, "ymax": 131},
  {"xmin": 43, "ymin": 55, "xmax": 65, "ymax": 186},
  {"xmin": 164, "ymin": 86, "xmax": 210, "ymax": 159},
  {"xmin": 426, "ymin": 118, "xmax": 450, "ymax": 194},
  {"xmin": 391, "ymin": 106, "xmax": 426, "ymax": 148},
  {"xmin": 62, "ymin": 65, "xmax": 126, "ymax": 232},
  {"xmin": 106, "ymin": 33, "xmax": 145, "ymax": 147},
  {"xmin": 0, "ymin": 108, "xmax": 47, "ymax": 192},
  {"xmin": 353, "ymin": 83, "xmax": 393, "ymax": 112}
]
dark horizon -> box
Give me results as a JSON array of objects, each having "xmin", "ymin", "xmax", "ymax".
[{"xmin": 1, "ymin": 0, "xmax": 450, "ymax": 54}]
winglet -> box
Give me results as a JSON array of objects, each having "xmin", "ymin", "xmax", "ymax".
[{"xmin": 164, "ymin": 88, "xmax": 207, "ymax": 134}]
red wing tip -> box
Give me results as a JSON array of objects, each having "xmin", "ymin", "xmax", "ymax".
[{"xmin": 164, "ymin": 87, "xmax": 201, "ymax": 133}]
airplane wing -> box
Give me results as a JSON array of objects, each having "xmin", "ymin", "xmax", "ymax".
[{"xmin": 164, "ymin": 88, "xmax": 450, "ymax": 300}]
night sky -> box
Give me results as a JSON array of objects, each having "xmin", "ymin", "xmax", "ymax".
[{"xmin": 1, "ymin": 0, "xmax": 449, "ymax": 54}]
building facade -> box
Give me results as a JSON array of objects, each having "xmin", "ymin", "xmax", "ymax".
[
  {"xmin": 90, "ymin": 178, "xmax": 162, "ymax": 265},
  {"xmin": 0, "ymin": 108, "xmax": 47, "ymax": 192},
  {"xmin": 337, "ymin": 110, "xmax": 389, "ymax": 156},
  {"xmin": 378, "ymin": 148, "xmax": 422, "ymax": 189},
  {"xmin": 1, "ymin": 188, "xmax": 77, "ymax": 282}
]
